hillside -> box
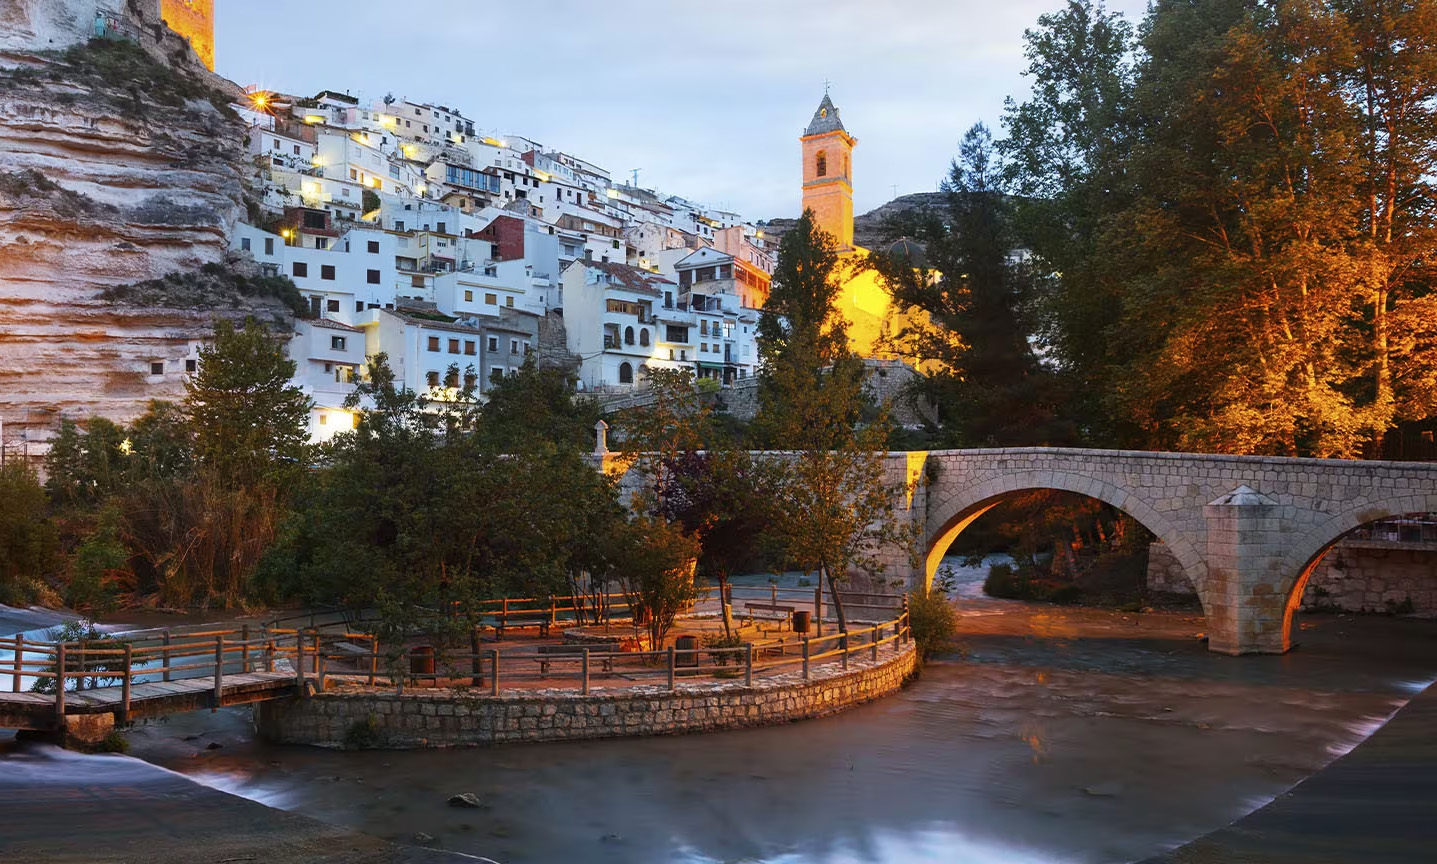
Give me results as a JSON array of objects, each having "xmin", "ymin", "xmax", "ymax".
[{"xmin": 759, "ymin": 191, "xmax": 945, "ymax": 250}]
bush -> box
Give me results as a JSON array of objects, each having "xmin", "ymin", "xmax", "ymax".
[
  {"xmin": 344, "ymin": 715, "xmax": 382, "ymax": 750},
  {"xmin": 702, "ymin": 632, "xmax": 745, "ymax": 666},
  {"xmin": 983, "ymin": 562, "xmax": 1082, "ymax": 605},
  {"xmin": 28, "ymin": 620, "xmax": 131, "ymax": 693},
  {"xmin": 906, "ymin": 584, "xmax": 957, "ymax": 659}
]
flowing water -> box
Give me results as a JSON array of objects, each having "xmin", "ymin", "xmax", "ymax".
[{"xmin": 4, "ymin": 564, "xmax": 1437, "ymax": 864}]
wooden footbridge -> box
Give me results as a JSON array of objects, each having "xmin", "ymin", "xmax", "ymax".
[{"xmin": 0, "ymin": 622, "xmax": 313, "ymax": 738}]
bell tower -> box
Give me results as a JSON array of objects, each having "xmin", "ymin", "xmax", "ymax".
[{"xmin": 801, "ymin": 93, "xmax": 856, "ymax": 250}]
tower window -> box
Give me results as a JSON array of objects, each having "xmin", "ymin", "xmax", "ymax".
[{"xmin": 816, "ymin": 151, "xmax": 827, "ymax": 178}]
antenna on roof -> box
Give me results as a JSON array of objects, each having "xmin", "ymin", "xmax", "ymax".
[{"xmin": 630, "ymin": 168, "xmax": 641, "ymax": 187}]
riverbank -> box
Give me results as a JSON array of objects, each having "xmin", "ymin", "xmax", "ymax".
[
  {"xmin": 1142, "ymin": 679, "xmax": 1437, "ymax": 864},
  {"xmin": 0, "ymin": 742, "xmax": 488, "ymax": 864}
]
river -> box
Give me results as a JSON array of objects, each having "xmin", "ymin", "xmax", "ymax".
[{"xmin": 4, "ymin": 560, "xmax": 1437, "ymax": 863}]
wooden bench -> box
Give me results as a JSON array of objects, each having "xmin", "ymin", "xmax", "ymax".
[
  {"xmin": 534, "ymin": 644, "xmax": 615, "ymax": 677},
  {"xmin": 494, "ymin": 612, "xmax": 552, "ymax": 639},
  {"xmin": 742, "ymin": 602, "xmax": 796, "ymax": 622}
]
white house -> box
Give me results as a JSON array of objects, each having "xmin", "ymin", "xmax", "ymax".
[{"xmin": 560, "ymin": 260, "xmax": 673, "ymax": 390}]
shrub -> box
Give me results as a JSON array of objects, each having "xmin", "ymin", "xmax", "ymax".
[
  {"xmin": 702, "ymin": 632, "xmax": 745, "ymax": 666},
  {"xmin": 28, "ymin": 620, "xmax": 131, "ymax": 693},
  {"xmin": 983, "ymin": 562, "xmax": 1082, "ymax": 606},
  {"xmin": 906, "ymin": 584, "xmax": 957, "ymax": 659},
  {"xmin": 344, "ymin": 715, "xmax": 382, "ymax": 750}
]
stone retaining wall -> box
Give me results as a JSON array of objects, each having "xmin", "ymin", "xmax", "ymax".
[{"xmin": 255, "ymin": 643, "xmax": 918, "ymax": 749}]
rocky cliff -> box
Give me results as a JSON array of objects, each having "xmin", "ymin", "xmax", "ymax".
[
  {"xmin": 0, "ymin": 34, "xmax": 285, "ymax": 449},
  {"xmin": 761, "ymin": 192, "xmax": 945, "ymax": 251}
]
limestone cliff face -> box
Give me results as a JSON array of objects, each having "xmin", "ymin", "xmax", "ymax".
[{"xmin": 0, "ymin": 35, "xmax": 285, "ymax": 447}]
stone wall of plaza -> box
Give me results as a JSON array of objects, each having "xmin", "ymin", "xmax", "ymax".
[
  {"xmin": 255, "ymin": 643, "xmax": 918, "ymax": 749},
  {"xmin": 1147, "ymin": 541, "xmax": 1437, "ymax": 618}
]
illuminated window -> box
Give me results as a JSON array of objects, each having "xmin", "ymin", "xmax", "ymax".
[{"xmin": 816, "ymin": 150, "xmax": 827, "ymax": 177}]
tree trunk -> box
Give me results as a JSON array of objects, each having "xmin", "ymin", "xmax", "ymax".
[
  {"xmin": 822, "ymin": 561, "xmax": 850, "ymax": 640},
  {"xmin": 717, "ymin": 572, "xmax": 734, "ymax": 638}
]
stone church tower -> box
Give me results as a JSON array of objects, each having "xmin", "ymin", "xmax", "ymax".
[{"xmin": 800, "ymin": 94, "xmax": 856, "ymax": 250}]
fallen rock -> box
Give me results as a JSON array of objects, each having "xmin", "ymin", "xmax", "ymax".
[{"xmin": 448, "ymin": 793, "xmax": 483, "ymax": 808}]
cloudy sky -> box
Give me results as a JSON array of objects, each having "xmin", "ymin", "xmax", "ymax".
[{"xmin": 216, "ymin": 1, "xmax": 1149, "ymax": 220}]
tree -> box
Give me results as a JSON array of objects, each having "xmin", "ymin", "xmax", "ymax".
[
  {"xmin": 476, "ymin": 356, "xmax": 601, "ymax": 454},
  {"xmin": 661, "ymin": 449, "xmax": 784, "ymax": 635},
  {"xmin": 618, "ymin": 515, "xmax": 700, "ymax": 649},
  {"xmin": 1000, "ymin": 0, "xmax": 1138, "ymax": 444},
  {"xmin": 873, "ymin": 123, "xmax": 1070, "ymax": 446},
  {"xmin": 1108, "ymin": 0, "xmax": 1373, "ymax": 456},
  {"xmin": 753, "ymin": 210, "xmax": 869, "ymax": 452},
  {"xmin": 185, "ymin": 317, "xmax": 311, "ymax": 488},
  {"xmin": 0, "ymin": 461, "xmax": 57, "ymax": 604},
  {"xmin": 754, "ymin": 210, "xmax": 905, "ymax": 635}
]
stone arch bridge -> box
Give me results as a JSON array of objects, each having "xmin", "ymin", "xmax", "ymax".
[{"xmin": 882, "ymin": 448, "xmax": 1437, "ymax": 656}]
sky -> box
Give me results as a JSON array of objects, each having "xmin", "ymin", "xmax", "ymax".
[{"xmin": 216, "ymin": 0, "xmax": 1150, "ymax": 221}]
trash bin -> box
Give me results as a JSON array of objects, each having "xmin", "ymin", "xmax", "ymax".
[
  {"xmin": 791, "ymin": 610, "xmax": 811, "ymax": 634},
  {"xmin": 675, "ymin": 634, "xmax": 700, "ymax": 667},
  {"xmin": 410, "ymin": 645, "xmax": 435, "ymax": 679}
]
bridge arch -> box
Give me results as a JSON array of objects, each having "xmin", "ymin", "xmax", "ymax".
[
  {"xmin": 923, "ymin": 469, "xmax": 1209, "ymax": 609},
  {"xmin": 1277, "ymin": 491, "xmax": 1437, "ymax": 650}
]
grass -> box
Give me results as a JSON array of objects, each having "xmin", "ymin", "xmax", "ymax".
[
  {"xmin": 3, "ymin": 39, "xmax": 234, "ymax": 115},
  {"xmin": 102, "ymin": 261, "xmax": 307, "ymax": 317}
]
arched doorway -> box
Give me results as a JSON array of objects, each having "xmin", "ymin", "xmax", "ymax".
[{"xmin": 618, "ymin": 362, "xmax": 633, "ymax": 384}]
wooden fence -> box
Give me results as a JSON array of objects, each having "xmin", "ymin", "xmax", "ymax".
[{"xmin": 1, "ymin": 589, "xmax": 911, "ymax": 720}]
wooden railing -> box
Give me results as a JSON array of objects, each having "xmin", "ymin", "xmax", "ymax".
[
  {"xmin": 312, "ymin": 605, "xmax": 912, "ymax": 697},
  {"xmin": 0, "ymin": 625, "xmax": 307, "ymax": 723},
  {"xmin": 0, "ymin": 593, "xmax": 912, "ymax": 719}
]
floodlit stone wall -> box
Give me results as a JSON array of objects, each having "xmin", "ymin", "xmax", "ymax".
[{"xmin": 255, "ymin": 642, "xmax": 917, "ymax": 749}]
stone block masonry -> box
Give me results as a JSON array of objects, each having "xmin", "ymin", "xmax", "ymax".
[
  {"xmin": 1148, "ymin": 540, "xmax": 1437, "ymax": 618},
  {"xmin": 255, "ymin": 644, "xmax": 917, "ymax": 749}
]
